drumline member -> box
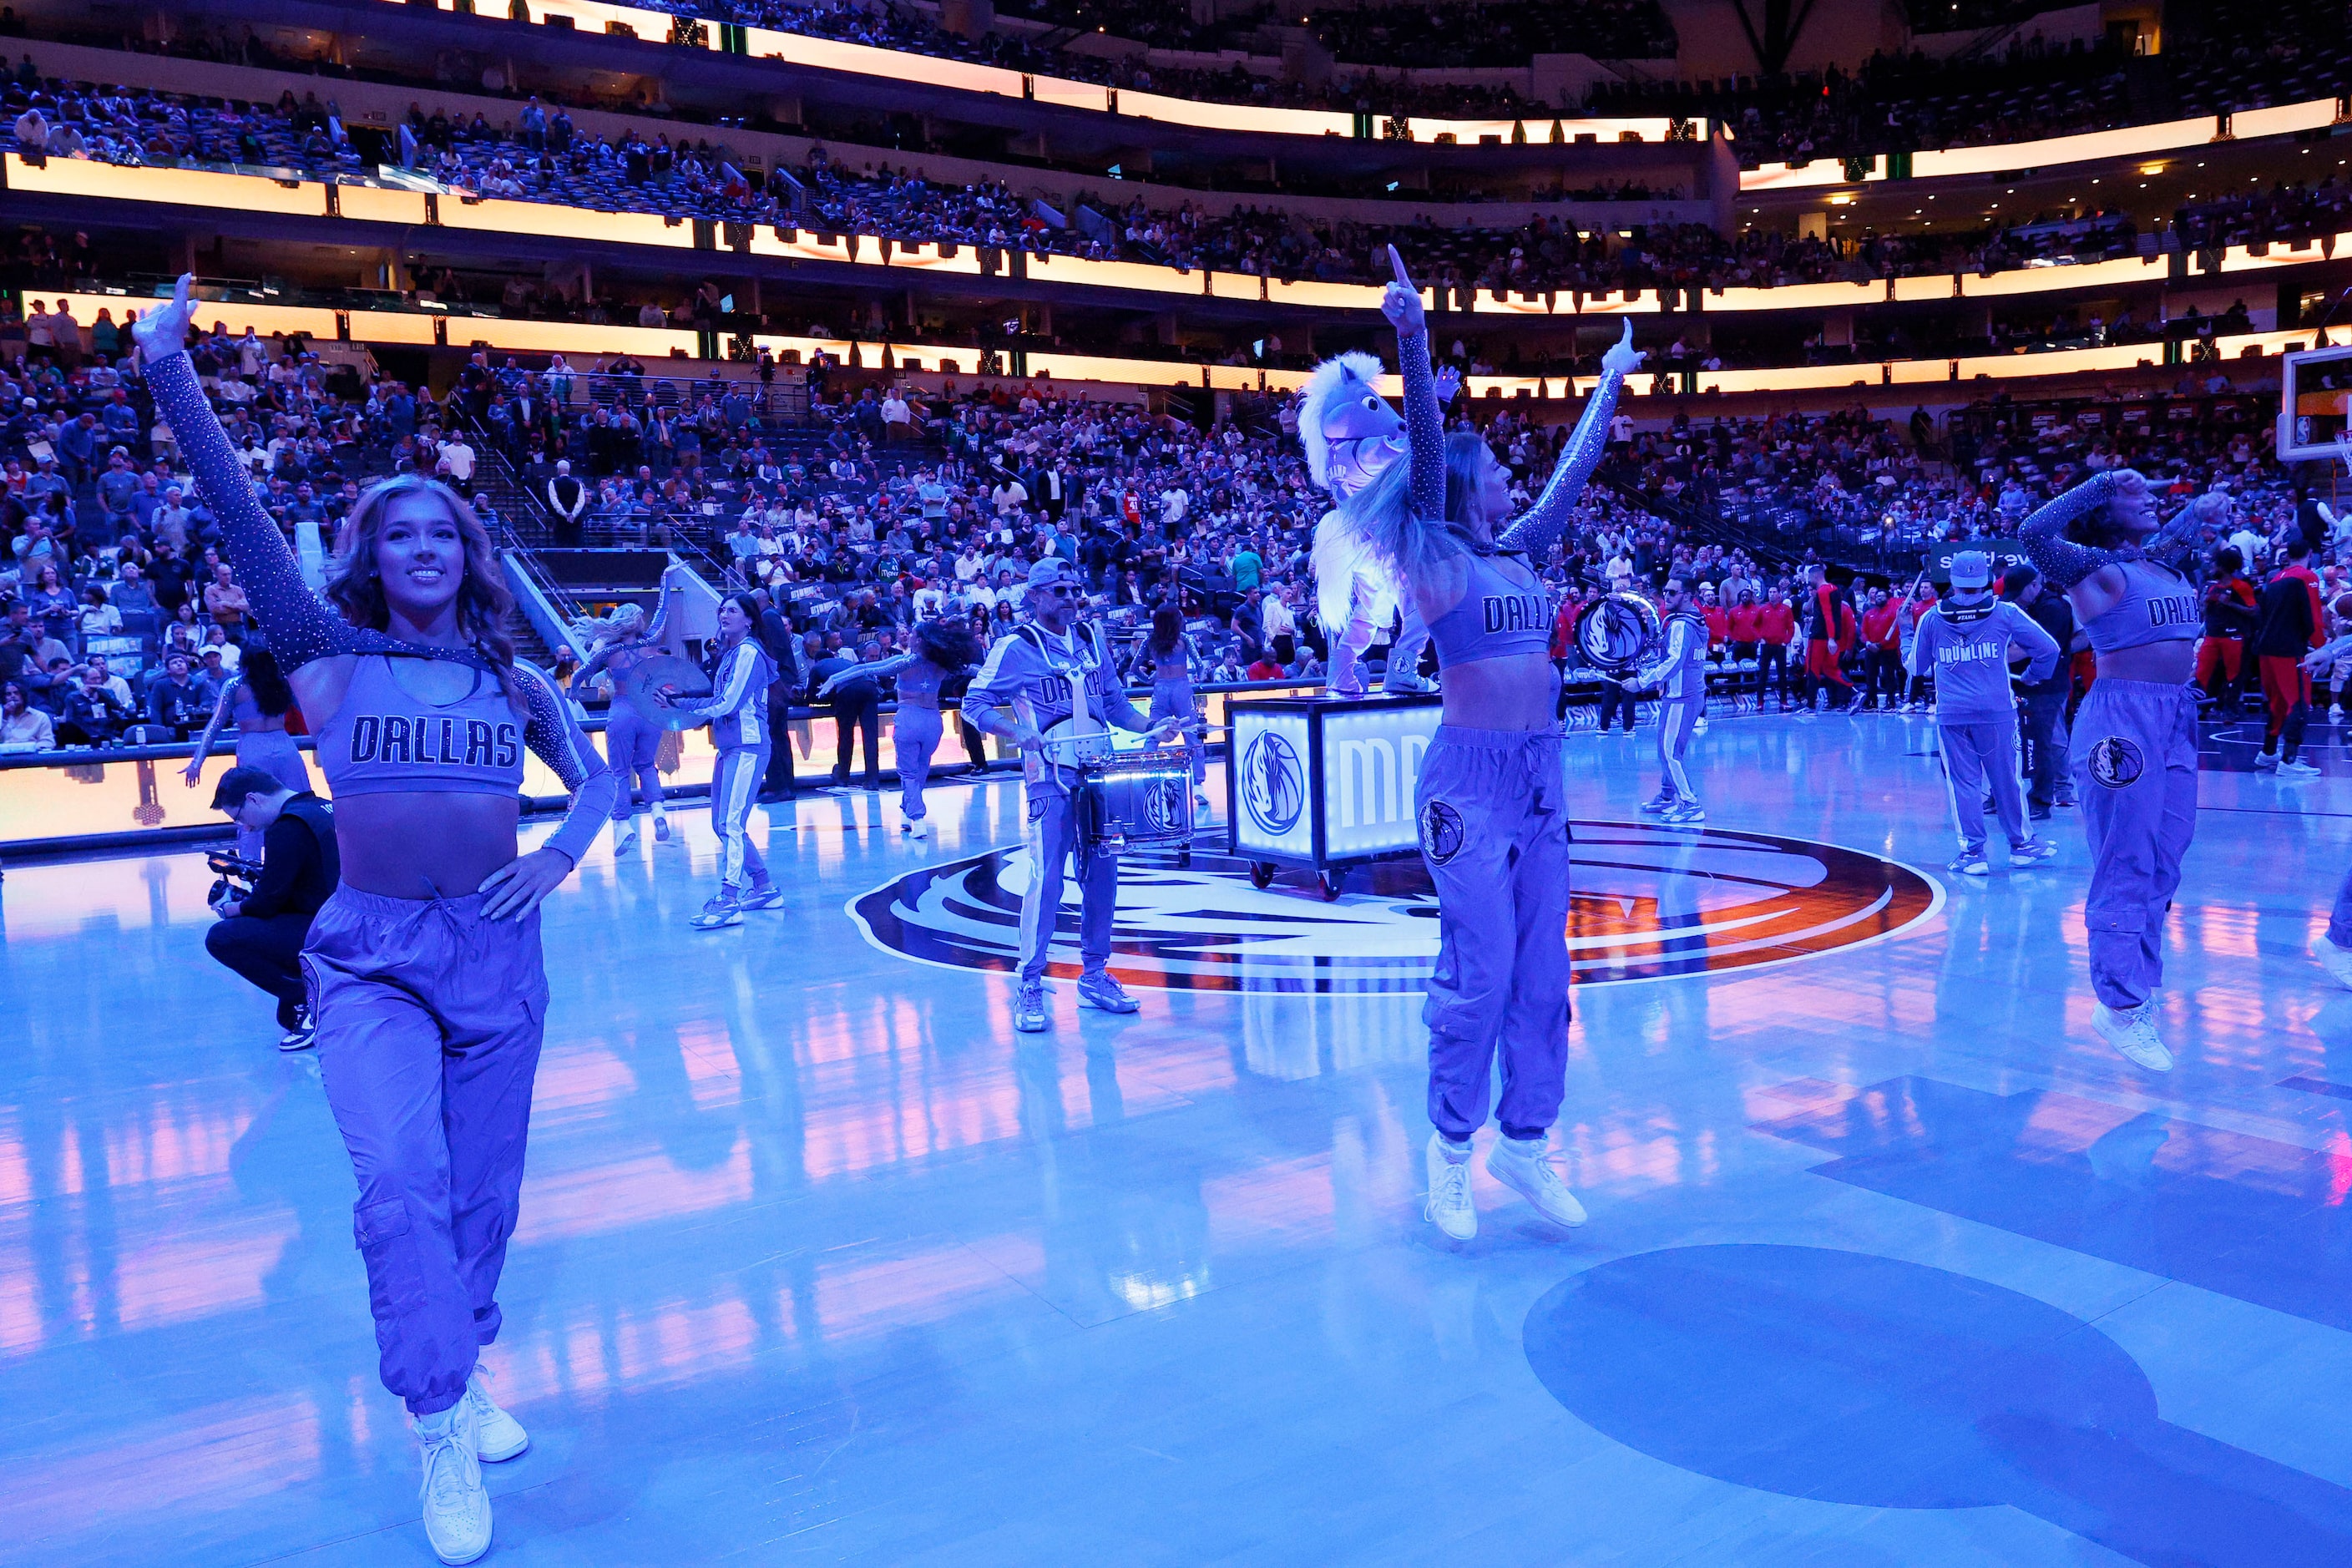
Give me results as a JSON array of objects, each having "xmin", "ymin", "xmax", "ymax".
[
  {"xmin": 1623, "ymin": 575, "xmax": 1708, "ymax": 825},
  {"xmin": 657, "ymin": 592, "xmax": 781, "ymax": 929},
  {"xmin": 1348, "ymin": 249, "xmax": 1640, "ymax": 1242},
  {"xmin": 959, "ymin": 558, "xmax": 1181, "ymax": 1032},
  {"xmin": 569, "ymin": 564, "xmax": 685, "ymax": 853},
  {"xmin": 816, "ymin": 616, "xmax": 982, "ymax": 839},
  {"xmin": 1904, "ymin": 550, "xmax": 2061, "ymax": 878},
  {"xmin": 138, "ymin": 275, "xmax": 616, "ymax": 1568},
  {"xmin": 182, "ymin": 645, "xmax": 311, "ymax": 859},
  {"xmin": 2020, "ymin": 469, "xmax": 2220, "ymax": 1073}
]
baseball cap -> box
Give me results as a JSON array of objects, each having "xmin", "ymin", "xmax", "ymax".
[
  {"xmin": 1948, "ymin": 551, "xmax": 1991, "ymax": 589},
  {"xmin": 1026, "ymin": 557, "xmax": 1081, "ymax": 592}
]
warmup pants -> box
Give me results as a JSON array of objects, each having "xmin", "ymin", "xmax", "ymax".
[
  {"xmin": 955, "ymin": 714, "xmax": 990, "ymax": 770},
  {"xmin": 832, "ymin": 697, "xmax": 881, "ymax": 787},
  {"xmin": 1656, "ymin": 693, "xmax": 1702, "ymax": 801},
  {"xmin": 759, "ymin": 689, "xmax": 797, "ymax": 798},
  {"xmin": 2195, "ymin": 637, "xmax": 2243, "ymax": 701},
  {"xmin": 2259, "ymin": 655, "xmax": 2311, "ymax": 759},
  {"xmin": 712, "ymin": 743, "xmax": 771, "ymax": 889},
  {"xmin": 1938, "ymin": 714, "xmax": 2027, "ymax": 856},
  {"xmin": 305, "ymin": 887, "xmax": 548, "ymax": 1417},
  {"xmin": 1758, "ymin": 643, "xmax": 1791, "ymax": 705},
  {"xmin": 895, "ymin": 705, "xmax": 942, "ymax": 821},
  {"xmin": 1597, "ymin": 681, "xmax": 1638, "ymax": 732},
  {"xmin": 603, "ymin": 707, "xmax": 663, "ymax": 822},
  {"xmin": 1151, "ymin": 680, "xmax": 1205, "ymax": 784},
  {"xmin": 234, "ymin": 731, "xmax": 312, "ymax": 860},
  {"xmin": 2072, "ymin": 680, "xmax": 2199, "ymax": 1009},
  {"xmin": 1415, "ymin": 726, "xmax": 1571, "ymax": 1142},
  {"xmin": 1018, "ymin": 787, "xmax": 1117, "ymax": 986},
  {"xmin": 2021, "ymin": 693, "xmax": 2071, "ymax": 811},
  {"xmin": 206, "ymin": 910, "xmax": 311, "ymax": 1028},
  {"xmin": 1803, "ymin": 640, "xmax": 1854, "ymax": 709},
  {"xmin": 2326, "ymin": 863, "xmax": 2352, "ymax": 949}
]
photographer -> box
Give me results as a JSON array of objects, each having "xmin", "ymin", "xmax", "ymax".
[{"xmin": 202, "ymin": 766, "xmax": 338, "ymax": 1050}]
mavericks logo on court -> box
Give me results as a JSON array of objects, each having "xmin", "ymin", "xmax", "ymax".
[
  {"xmin": 849, "ymin": 822, "xmax": 1942, "ymax": 993},
  {"xmin": 1239, "ymin": 731, "xmax": 1306, "ymax": 834},
  {"xmin": 2086, "ymin": 736, "xmax": 2144, "ymax": 788}
]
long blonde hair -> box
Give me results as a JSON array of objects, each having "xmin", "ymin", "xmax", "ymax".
[
  {"xmin": 571, "ymin": 601, "xmax": 646, "ymax": 651},
  {"xmin": 327, "ymin": 475, "xmax": 524, "ymax": 709},
  {"xmin": 1334, "ymin": 441, "xmax": 1468, "ymax": 594}
]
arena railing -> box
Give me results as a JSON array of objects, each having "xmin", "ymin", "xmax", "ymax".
[
  {"xmin": 17, "ymin": 154, "xmax": 2346, "ymax": 375},
  {"xmin": 358, "ymin": 0, "xmax": 2352, "ymax": 189}
]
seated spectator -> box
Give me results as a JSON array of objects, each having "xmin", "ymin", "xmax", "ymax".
[{"xmin": 0, "ymin": 679, "xmax": 53, "ymax": 749}]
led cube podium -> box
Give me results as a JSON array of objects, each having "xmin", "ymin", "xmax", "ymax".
[{"xmin": 1226, "ymin": 692, "xmax": 1442, "ymax": 899}]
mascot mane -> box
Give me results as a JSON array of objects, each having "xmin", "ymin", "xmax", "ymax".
[{"xmin": 1297, "ymin": 350, "xmax": 1388, "ymax": 493}]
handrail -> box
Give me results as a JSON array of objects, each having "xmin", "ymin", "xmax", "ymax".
[{"xmin": 501, "ymin": 548, "xmax": 590, "ymax": 662}]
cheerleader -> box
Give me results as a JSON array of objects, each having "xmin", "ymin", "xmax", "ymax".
[
  {"xmin": 2020, "ymin": 470, "xmax": 2222, "ymax": 1070},
  {"xmin": 182, "ymin": 646, "xmax": 311, "ymax": 859},
  {"xmin": 137, "ymin": 276, "xmax": 615, "ymax": 1567},
  {"xmin": 1141, "ymin": 606, "xmax": 1210, "ymax": 807},
  {"xmin": 569, "ymin": 564, "xmax": 685, "ymax": 853},
  {"xmin": 1337, "ymin": 249, "xmax": 1640, "ymax": 1242},
  {"xmin": 816, "ymin": 616, "xmax": 983, "ymax": 838},
  {"xmin": 655, "ymin": 592, "xmax": 779, "ymax": 929}
]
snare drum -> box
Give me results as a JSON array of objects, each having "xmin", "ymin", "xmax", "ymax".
[{"xmin": 1074, "ymin": 749, "xmax": 1196, "ymax": 856}]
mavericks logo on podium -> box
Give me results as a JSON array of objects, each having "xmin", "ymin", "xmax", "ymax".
[
  {"xmin": 850, "ymin": 822, "xmax": 1941, "ymax": 993},
  {"xmin": 1237, "ymin": 730, "xmax": 1306, "ymax": 835}
]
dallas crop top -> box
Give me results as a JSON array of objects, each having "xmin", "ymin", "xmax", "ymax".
[
  {"xmin": 1424, "ymin": 536, "xmax": 1555, "ymax": 668},
  {"xmin": 2016, "ymin": 470, "xmax": 2201, "ymax": 655},
  {"xmin": 149, "ymin": 349, "xmax": 615, "ymax": 865}
]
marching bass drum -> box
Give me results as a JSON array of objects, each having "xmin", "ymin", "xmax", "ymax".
[
  {"xmin": 1572, "ymin": 592, "xmax": 1663, "ymax": 680},
  {"xmin": 1074, "ymin": 748, "xmax": 1196, "ymax": 858}
]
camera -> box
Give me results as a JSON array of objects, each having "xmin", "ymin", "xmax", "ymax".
[{"xmin": 207, "ymin": 850, "xmax": 265, "ymax": 908}]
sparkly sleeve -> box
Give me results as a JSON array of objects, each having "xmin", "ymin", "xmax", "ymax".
[
  {"xmin": 1497, "ymin": 362, "xmax": 1627, "ymax": 559},
  {"xmin": 2017, "ymin": 473, "xmax": 2122, "ymax": 590},
  {"xmin": 518, "ymin": 659, "xmax": 616, "ymax": 867},
  {"xmin": 571, "ymin": 643, "xmax": 618, "ymax": 691},
  {"xmin": 148, "ymin": 350, "xmax": 359, "ymax": 669},
  {"xmin": 644, "ymin": 581, "xmax": 675, "ymax": 645},
  {"xmin": 1398, "ymin": 327, "xmax": 1445, "ymax": 524}
]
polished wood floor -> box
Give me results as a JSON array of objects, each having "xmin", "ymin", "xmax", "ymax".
[{"xmin": 5, "ymin": 711, "xmax": 2351, "ymax": 1565}]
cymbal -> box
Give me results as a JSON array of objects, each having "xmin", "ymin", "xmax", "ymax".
[{"xmin": 618, "ymin": 654, "xmax": 715, "ymax": 731}]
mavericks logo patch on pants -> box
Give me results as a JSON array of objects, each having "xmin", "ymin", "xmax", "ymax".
[
  {"xmin": 1419, "ymin": 798, "xmax": 1466, "ymax": 864},
  {"xmin": 2086, "ymin": 736, "xmax": 2145, "ymax": 788}
]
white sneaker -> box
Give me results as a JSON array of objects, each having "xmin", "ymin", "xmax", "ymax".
[
  {"xmin": 1014, "ymin": 980, "xmax": 1048, "ymax": 1033},
  {"xmin": 1077, "ymin": 971, "xmax": 1141, "ymax": 1014},
  {"xmin": 412, "ymin": 1400, "xmax": 492, "ymax": 1565},
  {"xmin": 2316, "ymin": 933, "xmax": 2352, "ymax": 989},
  {"xmin": 2281, "ymin": 757, "xmax": 2321, "ymax": 777},
  {"xmin": 1485, "ymin": 1136, "xmax": 1589, "ymax": 1227},
  {"xmin": 2255, "ymin": 751, "xmax": 2279, "ymax": 771},
  {"xmin": 461, "ymin": 1367, "xmax": 528, "ymax": 1463},
  {"xmin": 2093, "ymin": 1001, "xmax": 2174, "ymax": 1072},
  {"xmin": 908, "ymin": 817, "xmax": 931, "ymax": 838},
  {"xmin": 651, "ymin": 810, "xmax": 671, "ymax": 842},
  {"xmin": 1424, "ymin": 1132, "xmax": 1476, "ymax": 1241},
  {"xmin": 613, "ymin": 826, "xmax": 639, "ymax": 855}
]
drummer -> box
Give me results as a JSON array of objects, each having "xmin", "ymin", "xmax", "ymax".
[{"xmin": 959, "ymin": 559, "xmax": 1181, "ymax": 1033}]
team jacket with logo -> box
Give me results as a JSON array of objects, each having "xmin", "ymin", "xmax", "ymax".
[
  {"xmin": 960, "ymin": 620, "xmax": 1156, "ymax": 795},
  {"xmin": 1905, "ymin": 600, "xmax": 2060, "ymax": 720}
]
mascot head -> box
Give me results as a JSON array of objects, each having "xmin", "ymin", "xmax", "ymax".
[{"xmin": 1299, "ymin": 351, "xmax": 1404, "ymax": 502}]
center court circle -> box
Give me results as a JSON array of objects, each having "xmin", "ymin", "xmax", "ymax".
[{"xmin": 848, "ymin": 820, "xmax": 1943, "ymax": 994}]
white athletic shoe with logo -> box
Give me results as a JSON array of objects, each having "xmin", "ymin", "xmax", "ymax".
[
  {"xmin": 1014, "ymin": 981, "xmax": 1049, "ymax": 1033},
  {"xmin": 1660, "ymin": 800, "xmax": 1707, "ymax": 827},
  {"xmin": 1077, "ymin": 972, "xmax": 1140, "ymax": 1014},
  {"xmin": 461, "ymin": 1367, "xmax": 528, "ymax": 1463},
  {"xmin": 2315, "ymin": 933, "xmax": 2352, "ymax": 989},
  {"xmin": 1424, "ymin": 1133, "xmax": 1476, "ymax": 1241},
  {"xmin": 2011, "ymin": 837, "xmax": 2059, "ymax": 865},
  {"xmin": 2281, "ymin": 758, "xmax": 2321, "ymax": 777},
  {"xmin": 1638, "ymin": 791, "xmax": 1676, "ymax": 815},
  {"xmin": 2093, "ymin": 1002, "xmax": 2174, "ymax": 1072},
  {"xmin": 1486, "ymin": 1136, "xmax": 1589, "ymax": 1228},
  {"xmin": 412, "ymin": 1399, "xmax": 492, "ymax": 1565},
  {"xmin": 690, "ymin": 893, "xmax": 743, "ymax": 931}
]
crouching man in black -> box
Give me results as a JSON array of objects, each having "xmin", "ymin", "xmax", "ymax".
[{"xmin": 205, "ymin": 764, "xmax": 338, "ymax": 1050}]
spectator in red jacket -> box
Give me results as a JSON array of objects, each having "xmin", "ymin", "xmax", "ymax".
[
  {"xmin": 1859, "ymin": 587, "xmax": 1904, "ymax": 711},
  {"xmin": 1756, "ymin": 591, "xmax": 1797, "ymax": 710}
]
